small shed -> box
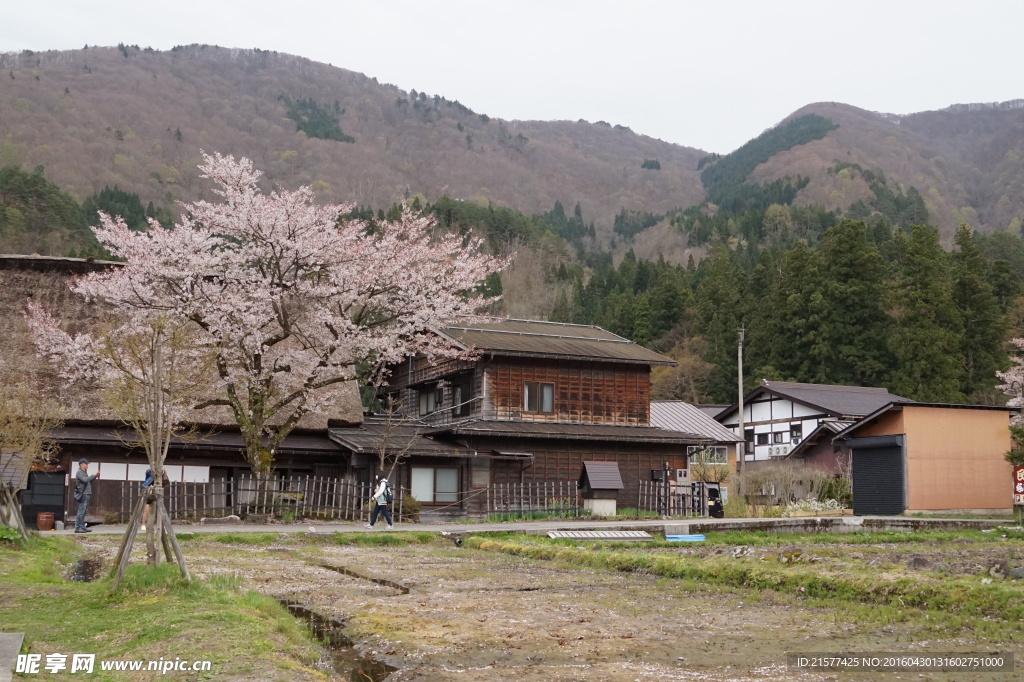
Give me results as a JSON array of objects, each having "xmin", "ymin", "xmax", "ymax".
[{"xmin": 578, "ymin": 461, "xmax": 624, "ymax": 516}]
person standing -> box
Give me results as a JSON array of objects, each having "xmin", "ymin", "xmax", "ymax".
[
  {"xmin": 73, "ymin": 459, "xmax": 99, "ymax": 534},
  {"xmin": 140, "ymin": 468, "xmax": 170, "ymax": 532},
  {"xmin": 364, "ymin": 474, "xmax": 393, "ymax": 530}
]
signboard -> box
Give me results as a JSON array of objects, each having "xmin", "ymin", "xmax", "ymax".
[{"xmin": 1015, "ymin": 466, "xmax": 1024, "ymax": 506}]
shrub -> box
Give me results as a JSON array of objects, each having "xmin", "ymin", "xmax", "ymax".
[
  {"xmin": 0, "ymin": 525, "xmax": 24, "ymax": 545},
  {"xmin": 398, "ymin": 493, "xmax": 421, "ymax": 523}
]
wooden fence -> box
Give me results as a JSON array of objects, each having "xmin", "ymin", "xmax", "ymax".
[
  {"xmin": 637, "ymin": 480, "xmax": 709, "ymax": 517},
  {"xmin": 106, "ymin": 476, "xmax": 405, "ymax": 523},
  {"xmin": 485, "ymin": 480, "xmax": 581, "ymax": 515}
]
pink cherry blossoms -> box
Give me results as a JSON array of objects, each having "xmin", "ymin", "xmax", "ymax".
[{"xmin": 26, "ymin": 152, "xmax": 505, "ymax": 474}]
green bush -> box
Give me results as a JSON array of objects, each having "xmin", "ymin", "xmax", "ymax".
[{"xmin": 398, "ymin": 493, "xmax": 421, "ymax": 523}]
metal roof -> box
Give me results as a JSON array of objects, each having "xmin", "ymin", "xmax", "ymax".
[
  {"xmin": 696, "ymin": 404, "xmax": 729, "ymax": 418},
  {"xmin": 579, "ymin": 461, "xmax": 624, "ymax": 490},
  {"xmin": 441, "ymin": 318, "xmax": 676, "ymax": 366},
  {"xmin": 832, "ymin": 401, "xmax": 1015, "ymax": 441},
  {"xmin": 718, "ymin": 381, "xmax": 911, "ymax": 421},
  {"xmin": 650, "ymin": 401, "xmax": 742, "ymax": 442},
  {"xmin": 328, "ymin": 422, "xmax": 474, "ymax": 458},
  {"xmin": 427, "ymin": 419, "xmax": 708, "ymax": 444}
]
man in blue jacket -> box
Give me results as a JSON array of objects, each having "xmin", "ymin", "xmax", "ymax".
[{"xmin": 73, "ymin": 459, "xmax": 99, "ymax": 533}]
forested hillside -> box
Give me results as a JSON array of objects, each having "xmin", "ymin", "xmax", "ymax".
[{"xmin": 0, "ymin": 44, "xmax": 704, "ymax": 249}]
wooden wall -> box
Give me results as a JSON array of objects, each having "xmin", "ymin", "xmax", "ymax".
[
  {"xmin": 467, "ymin": 435, "xmax": 686, "ymax": 508},
  {"xmin": 483, "ymin": 358, "xmax": 651, "ymax": 425}
]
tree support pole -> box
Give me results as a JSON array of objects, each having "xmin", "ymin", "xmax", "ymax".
[{"xmin": 111, "ymin": 494, "xmax": 147, "ymax": 590}]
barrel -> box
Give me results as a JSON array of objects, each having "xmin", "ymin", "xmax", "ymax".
[{"xmin": 36, "ymin": 511, "xmax": 55, "ymax": 531}]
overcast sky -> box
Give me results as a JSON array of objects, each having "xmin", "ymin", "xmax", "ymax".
[{"xmin": 3, "ymin": 1, "xmax": 1021, "ymax": 153}]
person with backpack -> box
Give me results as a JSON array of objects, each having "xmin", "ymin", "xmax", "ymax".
[{"xmin": 365, "ymin": 473, "xmax": 394, "ymax": 530}]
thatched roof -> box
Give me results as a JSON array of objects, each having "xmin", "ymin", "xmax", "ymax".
[{"xmin": 0, "ymin": 254, "xmax": 363, "ymax": 429}]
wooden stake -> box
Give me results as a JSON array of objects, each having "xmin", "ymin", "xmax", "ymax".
[
  {"xmin": 158, "ymin": 498, "xmax": 190, "ymax": 581},
  {"xmin": 111, "ymin": 494, "xmax": 147, "ymax": 590}
]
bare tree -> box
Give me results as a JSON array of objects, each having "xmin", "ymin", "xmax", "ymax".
[{"xmin": 0, "ymin": 379, "xmax": 62, "ymax": 539}]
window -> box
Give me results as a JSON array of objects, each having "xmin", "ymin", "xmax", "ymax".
[
  {"xmin": 756, "ymin": 433, "xmax": 769, "ymax": 446},
  {"xmin": 524, "ymin": 382, "xmax": 554, "ymax": 413},
  {"xmin": 773, "ymin": 431, "xmax": 789, "ymax": 444},
  {"xmin": 687, "ymin": 446, "xmax": 728, "ymax": 465},
  {"xmin": 451, "ymin": 377, "xmax": 473, "ymax": 418},
  {"xmin": 791, "ymin": 423, "xmax": 803, "ymax": 441},
  {"xmin": 744, "ymin": 428, "xmax": 755, "ymax": 454},
  {"xmin": 410, "ymin": 466, "xmax": 459, "ymax": 503},
  {"xmin": 418, "ymin": 384, "xmax": 443, "ymax": 416}
]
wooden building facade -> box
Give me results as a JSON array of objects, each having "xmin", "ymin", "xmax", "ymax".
[{"xmin": 377, "ymin": 319, "xmax": 713, "ymax": 517}]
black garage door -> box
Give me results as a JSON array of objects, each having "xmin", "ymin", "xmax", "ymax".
[{"xmin": 849, "ymin": 435, "xmax": 905, "ymax": 516}]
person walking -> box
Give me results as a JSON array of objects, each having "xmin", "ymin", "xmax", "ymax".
[
  {"xmin": 364, "ymin": 474, "xmax": 394, "ymax": 530},
  {"xmin": 73, "ymin": 459, "xmax": 99, "ymax": 533}
]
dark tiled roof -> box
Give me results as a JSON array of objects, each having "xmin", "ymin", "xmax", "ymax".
[
  {"xmin": 442, "ymin": 318, "xmax": 676, "ymax": 366},
  {"xmin": 719, "ymin": 381, "xmax": 911, "ymax": 421},
  {"xmin": 763, "ymin": 381, "xmax": 910, "ymax": 417},
  {"xmin": 427, "ymin": 420, "xmax": 708, "ymax": 444},
  {"xmin": 580, "ymin": 461, "xmax": 624, "ymax": 490},
  {"xmin": 651, "ymin": 401, "xmax": 742, "ymax": 442},
  {"xmin": 328, "ymin": 422, "xmax": 474, "ymax": 457}
]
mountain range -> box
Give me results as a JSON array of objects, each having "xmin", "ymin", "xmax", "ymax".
[{"xmin": 2, "ymin": 44, "xmax": 1023, "ymax": 259}]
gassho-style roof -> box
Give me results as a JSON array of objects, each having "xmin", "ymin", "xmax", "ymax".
[
  {"xmin": 440, "ymin": 318, "xmax": 677, "ymax": 366},
  {"xmin": 718, "ymin": 380, "xmax": 911, "ymax": 422},
  {"xmin": 651, "ymin": 401, "xmax": 743, "ymax": 443},
  {"xmin": 426, "ymin": 419, "xmax": 709, "ymax": 444},
  {"xmin": 0, "ymin": 254, "xmax": 363, "ymax": 429}
]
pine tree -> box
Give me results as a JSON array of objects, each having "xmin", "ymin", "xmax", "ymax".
[
  {"xmin": 952, "ymin": 224, "xmax": 1007, "ymax": 398},
  {"xmin": 632, "ymin": 294, "xmax": 653, "ymax": 346},
  {"xmin": 811, "ymin": 220, "xmax": 893, "ymax": 386},
  {"xmin": 887, "ymin": 225, "xmax": 966, "ymax": 401},
  {"xmin": 759, "ymin": 241, "xmax": 824, "ymax": 382},
  {"xmin": 693, "ymin": 248, "xmax": 744, "ymax": 402}
]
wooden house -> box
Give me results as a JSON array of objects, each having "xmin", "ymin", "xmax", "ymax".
[
  {"xmin": 716, "ymin": 380, "xmax": 909, "ymax": 468},
  {"xmin": 379, "ymin": 319, "xmax": 711, "ymax": 518}
]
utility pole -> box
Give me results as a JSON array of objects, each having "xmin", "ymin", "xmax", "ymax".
[{"xmin": 737, "ymin": 326, "xmax": 745, "ymax": 475}]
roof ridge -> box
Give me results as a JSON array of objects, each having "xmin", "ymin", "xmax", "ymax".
[{"xmin": 445, "ymin": 326, "xmax": 633, "ymax": 344}]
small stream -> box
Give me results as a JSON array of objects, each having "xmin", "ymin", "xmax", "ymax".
[{"xmin": 278, "ymin": 599, "xmax": 397, "ymax": 681}]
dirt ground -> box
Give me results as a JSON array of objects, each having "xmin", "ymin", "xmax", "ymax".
[{"xmin": 74, "ymin": 532, "xmax": 1024, "ymax": 681}]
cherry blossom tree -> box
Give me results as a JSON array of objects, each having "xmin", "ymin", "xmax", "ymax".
[
  {"xmin": 30, "ymin": 151, "xmax": 504, "ymax": 478},
  {"xmin": 996, "ymin": 338, "xmax": 1024, "ymax": 413},
  {"xmin": 997, "ymin": 338, "xmax": 1024, "ymax": 466}
]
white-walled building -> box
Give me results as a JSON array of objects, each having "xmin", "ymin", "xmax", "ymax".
[{"xmin": 716, "ymin": 380, "xmax": 909, "ymax": 465}]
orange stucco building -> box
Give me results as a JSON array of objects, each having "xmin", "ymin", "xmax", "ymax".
[{"xmin": 836, "ymin": 403, "xmax": 1014, "ymax": 514}]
